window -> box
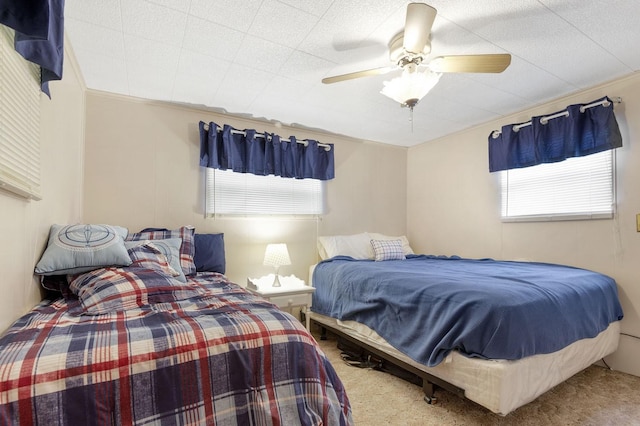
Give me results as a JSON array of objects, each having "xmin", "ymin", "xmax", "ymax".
[
  {"xmin": 0, "ymin": 25, "xmax": 41, "ymax": 200},
  {"xmin": 500, "ymin": 150, "xmax": 614, "ymax": 221},
  {"xmin": 206, "ymin": 169, "xmax": 325, "ymax": 216}
]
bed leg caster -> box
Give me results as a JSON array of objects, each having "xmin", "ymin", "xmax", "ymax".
[
  {"xmin": 423, "ymin": 395, "xmax": 437, "ymax": 405},
  {"xmin": 423, "ymin": 381, "xmax": 437, "ymax": 405},
  {"xmin": 320, "ymin": 327, "xmax": 327, "ymax": 340}
]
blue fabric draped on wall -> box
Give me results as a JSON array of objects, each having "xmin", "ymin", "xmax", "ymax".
[
  {"xmin": 488, "ymin": 96, "xmax": 622, "ymax": 172},
  {"xmin": 199, "ymin": 121, "xmax": 335, "ymax": 181},
  {"xmin": 0, "ymin": 0, "xmax": 65, "ymax": 98},
  {"xmin": 0, "ymin": 0, "xmax": 50, "ymax": 38}
]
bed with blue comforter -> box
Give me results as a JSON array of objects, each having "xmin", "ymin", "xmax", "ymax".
[{"xmin": 312, "ymin": 255, "xmax": 623, "ymax": 367}]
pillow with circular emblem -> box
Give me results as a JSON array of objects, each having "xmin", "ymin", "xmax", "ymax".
[{"xmin": 34, "ymin": 224, "xmax": 132, "ymax": 275}]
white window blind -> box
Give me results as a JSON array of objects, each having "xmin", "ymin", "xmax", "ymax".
[
  {"xmin": 206, "ymin": 168, "xmax": 325, "ymax": 216},
  {"xmin": 0, "ymin": 25, "xmax": 41, "ymax": 200},
  {"xmin": 500, "ymin": 150, "xmax": 614, "ymax": 221}
]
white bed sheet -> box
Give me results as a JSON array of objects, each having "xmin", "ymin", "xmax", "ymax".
[{"xmin": 309, "ymin": 311, "xmax": 620, "ymax": 416}]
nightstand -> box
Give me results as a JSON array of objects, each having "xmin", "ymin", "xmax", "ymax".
[{"xmin": 246, "ymin": 274, "xmax": 315, "ymax": 330}]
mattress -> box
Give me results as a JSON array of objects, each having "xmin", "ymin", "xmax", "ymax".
[{"xmin": 309, "ymin": 311, "xmax": 620, "ymax": 416}]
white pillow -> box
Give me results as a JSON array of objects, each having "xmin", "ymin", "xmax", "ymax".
[
  {"xmin": 368, "ymin": 233, "xmax": 414, "ymax": 256},
  {"xmin": 317, "ymin": 233, "xmax": 372, "ymax": 260},
  {"xmin": 317, "ymin": 232, "xmax": 415, "ymax": 260}
]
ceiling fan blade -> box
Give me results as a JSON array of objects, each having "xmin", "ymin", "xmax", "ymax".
[
  {"xmin": 322, "ymin": 66, "xmax": 393, "ymax": 84},
  {"xmin": 428, "ymin": 54, "xmax": 512, "ymax": 73},
  {"xmin": 403, "ymin": 3, "xmax": 437, "ymax": 54}
]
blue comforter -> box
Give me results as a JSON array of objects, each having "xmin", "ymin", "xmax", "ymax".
[{"xmin": 312, "ymin": 255, "xmax": 623, "ymax": 366}]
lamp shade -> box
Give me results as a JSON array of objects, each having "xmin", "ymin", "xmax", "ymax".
[
  {"xmin": 263, "ymin": 243, "xmax": 291, "ymax": 267},
  {"xmin": 381, "ymin": 69, "xmax": 441, "ymax": 107}
]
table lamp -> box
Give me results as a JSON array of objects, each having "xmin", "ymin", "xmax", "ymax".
[{"xmin": 263, "ymin": 243, "xmax": 291, "ymax": 287}]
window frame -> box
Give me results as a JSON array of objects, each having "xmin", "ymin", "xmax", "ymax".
[
  {"xmin": 0, "ymin": 25, "xmax": 42, "ymax": 200},
  {"xmin": 205, "ymin": 168, "xmax": 326, "ymax": 217},
  {"xmin": 499, "ymin": 150, "xmax": 616, "ymax": 223}
]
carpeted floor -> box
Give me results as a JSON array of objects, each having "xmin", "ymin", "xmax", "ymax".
[{"xmin": 315, "ymin": 331, "xmax": 640, "ymax": 425}]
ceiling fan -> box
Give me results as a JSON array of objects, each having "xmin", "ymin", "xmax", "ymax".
[{"xmin": 322, "ymin": 2, "xmax": 511, "ymax": 109}]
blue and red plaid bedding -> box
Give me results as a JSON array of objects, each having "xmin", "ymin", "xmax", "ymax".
[{"xmin": 0, "ymin": 272, "xmax": 352, "ymax": 425}]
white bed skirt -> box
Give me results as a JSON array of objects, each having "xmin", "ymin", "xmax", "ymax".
[{"xmin": 309, "ymin": 311, "xmax": 620, "ymax": 416}]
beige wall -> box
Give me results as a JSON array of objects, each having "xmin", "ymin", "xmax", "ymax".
[
  {"xmin": 0, "ymin": 37, "xmax": 85, "ymax": 332},
  {"xmin": 82, "ymin": 92, "xmax": 407, "ymax": 285},
  {"xmin": 407, "ymin": 73, "xmax": 640, "ymax": 377}
]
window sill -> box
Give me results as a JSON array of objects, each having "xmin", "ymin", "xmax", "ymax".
[{"xmin": 501, "ymin": 213, "xmax": 614, "ymax": 223}]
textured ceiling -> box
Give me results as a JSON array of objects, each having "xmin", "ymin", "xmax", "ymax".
[{"xmin": 64, "ymin": 0, "xmax": 639, "ymax": 147}]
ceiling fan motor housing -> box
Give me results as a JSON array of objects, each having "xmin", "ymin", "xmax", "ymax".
[{"xmin": 389, "ymin": 31, "xmax": 431, "ymax": 68}]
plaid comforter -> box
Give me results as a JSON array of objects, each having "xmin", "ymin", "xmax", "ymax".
[{"xmin": 0, "ymin": 273, "xmax": 352, "ymax": 425}]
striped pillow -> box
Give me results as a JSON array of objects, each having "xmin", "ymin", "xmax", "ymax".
[
  {"xmin": 126, "ymin": 242, "xmax": 179, "ymax": 277},
  {"xmin": 126, "ymin": 239, "xmax": 186, "ymax": 282},
  {"xmin": 126, "ymin": 226, "xmax": 196, "ymax": 276},
  {"xmin": 69, "ymin": 267, "xmax": 206, "ymax": 315},
  {"xmin": 370, "ymin": 239, "xmax": 406, "ymax": 261}
]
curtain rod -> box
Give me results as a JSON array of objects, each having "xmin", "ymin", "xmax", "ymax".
[
  {"xmin": 491, "ymin": 97, "xmax": 622, "ymax": 139},
  {"xmin": 203, "ymin": 123, "xmax": 332, "ymax": 151}
]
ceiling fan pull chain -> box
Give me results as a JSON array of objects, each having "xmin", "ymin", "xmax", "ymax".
[{"xmin": 410, "ymin": 106, "xmax": 414, "ymax": 133}]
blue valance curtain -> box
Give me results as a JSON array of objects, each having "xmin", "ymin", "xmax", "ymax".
[
  {"xmin": 488, "ymin": 96, "xmax": 622, "ymax": 172},
  {"xmin": 199, "ymin": 121, "xmax": 335, "ymax": 181},
  {"xmin": 0, "ymin": 0, "xmax": 65, "ymax": 97}
]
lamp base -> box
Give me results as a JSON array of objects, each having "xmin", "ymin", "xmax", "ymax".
[
  {"xmin": 272, "ymin": 274, "xmax": 282, "ymax": 287},
  {"xmin": 272, "ymin": 266, "xmax": 282, "ymax": 287}
]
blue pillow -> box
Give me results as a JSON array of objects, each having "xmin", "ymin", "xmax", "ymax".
[
  {"xmin": 194, "ymin": 233, "xmax": 225, "ymax": 274},
  {"xmin": 35, "ymin": 224, "xmax": 131, "ymax": 275}
]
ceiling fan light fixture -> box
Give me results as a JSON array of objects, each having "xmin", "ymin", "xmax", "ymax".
[{"xmin": 380, "ymin": 69, "xmax": 441, "ymax": 108}]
